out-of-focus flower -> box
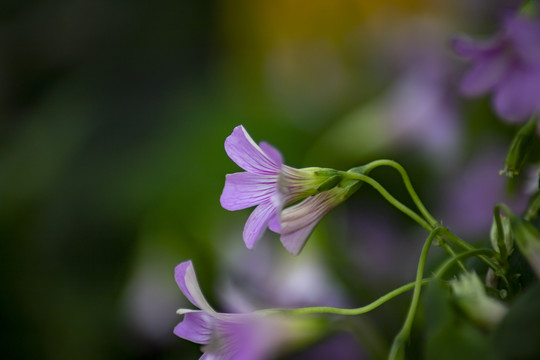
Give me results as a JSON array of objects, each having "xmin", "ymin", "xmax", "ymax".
[
  {"xmin": 452, "ymin": 12, "xmax": 540, "ymax": 122},
  {"xmin": 450, "ymin": 272, "xmax": 507, "ymax": 330},
  {"xmin": 269, "ymin": 178, "xmax": 361, "ymax": 255},
  {"xmin": 439, "ymin": 145, "xmax": 527, "ymax": 237},
  {"xmin": 219, "ymin": 240, "xmax": 347, "ymax": 311},
  {"xmin": 220, "ymin": 125, "xmax": 341, "ymax": 253},
  {"xmin": 174, "ymin": 260, "xmax": 320, "ymax": 360}
]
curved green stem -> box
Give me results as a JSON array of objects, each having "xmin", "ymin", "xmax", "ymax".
[
  {"xmin": 439, "ymin": 241, "xmax": 468, "ymax": 273},
  {"xmin": 362, "ymin": 159, "xmax": 438, "ymax": 227},
  {"xmin": 388, "ymin": 227, "xmax": 442, "ymax": 360},
  {"xmin": 440, "ymin": 228, "xmax": 502, "ymax": 272},
  {"xmin": 343, "ymin": 172, "xmax": 432, "ymax": 232},
  {"xmin": 267, "ymin": 279, "xmax": 428, "ymax": 316},
  {"xmin": 435, "ymin": 249, "xmax": 496, "ymax": 279}
]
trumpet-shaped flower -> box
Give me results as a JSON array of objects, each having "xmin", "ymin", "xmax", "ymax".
[
  {"xmin": 452, "ymin": 13, "xmax": 540, "ymax": 122},
  {"xmin": 220, "ymin": 125, "xmax": 339, "ymax": 253},
  {"xmin": 174, "ymin": 260, "xmax": 320, "ymax": 360},
  {"xmin": 269, "ymin": 179, "xmax": 362, "ymax": 255}
]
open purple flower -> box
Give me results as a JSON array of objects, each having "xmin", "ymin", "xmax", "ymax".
[
  {"xmin": 174, "ymin": 260, "xmax": 319, "ymax": 360},
  {"xmin": 220, "ymin": 125, "xmax": 339, "ymax": 253},
  {"xmin": 452, "ymin": 13, "xmax": 540, "ymax": 122}
]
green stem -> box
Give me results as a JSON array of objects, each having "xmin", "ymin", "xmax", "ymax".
[
  {"xmin": 343, "ymin": 172, "xmax": 432, "ymax": 232},
  {"xmin": 440, "ymin": 241, "xmax": 468, "ymax": 273},
  {"xmin": 434, "ymin": 249, "xmax": 496, "ymax": 279},
  {"xmin": 362, "ymin": 159, "xmax": 438, "ymax": 227},
  {"xmin": 388, "ymin": 227, "xmax": 442, "ymax": 360},
  {"xmin": 440, "ymin": 228, "xmax": 502, "ymax": 273},
  {"xmin": 267, "ymin": 280, "xmax": 428, "ymax": 316}
]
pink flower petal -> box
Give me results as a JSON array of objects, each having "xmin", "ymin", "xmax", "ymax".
[
  {"xmin": 174, "ymin": 311, "xmax": 213, "ymax": 344},
  {"xmin": 243, "ymin": 202, "xmax": 276, "ymax": 249},
  {"xmin": 220, "ymin": 172, "xmax": 278, "ymax": 211},
  {"xmin": 175, "ymin": 261, "xmax": 215, "ymax": 313},
  {"xmin": 259, "ymin": 141, "xmax": 283, "ymax": 165},
  {"xmin": 280, "ymin": 221, "xmax": 319, "ymax": 256},
  {"xmin": 224, "ymin": 126, "xmax": 280, "ymax": 175}
]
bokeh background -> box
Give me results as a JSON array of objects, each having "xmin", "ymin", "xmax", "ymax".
[{"xmin": 0, "ymin": 0, "xmax": 532, "ymax": 359}]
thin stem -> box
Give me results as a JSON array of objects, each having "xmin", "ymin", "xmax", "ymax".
[
  {"xmin": 439, "ymin": 241, "xmax": 468, "ymax": 273},
  {"xmin": 362, "ymin": 159, "xmax": 438, "ymax": 227},
  {"xmin": 267, "ymin": 279, "xmax": 428, "ymax": 316},
  {"xmin": 440, "ymin": 228, "xmax": 502, "ymax": 273},
  {"xmin": 388, "ymin": 227, "xmax": 442, "ymax": 360},
  {"xmin": 343, "ymin": 172, "xmax": 432, "ymax": 232},
  {"xmin": 434, "ymin": 249, "xmax": 496, "ymax": 279}
]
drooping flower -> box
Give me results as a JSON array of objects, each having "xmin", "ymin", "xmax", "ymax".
[
  {"xmin": 452, "ymin": 12, "xmax": 540, "ymax": 122},
  {"xmin": 269, "ymin": 178, "xmax": 362, "ymax": 255},
  {"xmin": 174, "ymin": 260, "xmax": 320, "ymax": 360},
  {"xmin": 220, "ymin": 125, "xmax": 341, "ymax": 252}
]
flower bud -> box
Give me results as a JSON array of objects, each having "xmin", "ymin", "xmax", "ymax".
[
  {"xmin": 490, "ymin": 214, "xmax": 513, "ymax": 256},
  {"xmin": 501, "ymin": 117, "xmax": 538, "ymax": 178},
  {"xmin": 509, "ymin": 215, "xmax": 540, "ymax": 278},
  {"xmin": 450, "ymin": 272, "xmax": 507, "ymax": 330}
]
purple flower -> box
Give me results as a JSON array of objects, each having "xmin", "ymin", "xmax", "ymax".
[
  {"xmin": 269, "ymin": 179, "xmax": 360, "ymax": 255},
  {"xmin": 174, "ymin": 260, "xmax": 319, "ymax": 359},
  {"xmin": 452, "ymin": 13, "xmax": 540, "ymax": 122},
  {"xmin": 220, "ymin": 125, "xmax": 339, "ymax": 253}
]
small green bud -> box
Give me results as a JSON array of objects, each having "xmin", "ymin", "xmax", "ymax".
[
  {"xmin": 525, "ymin": 190, "xmax": 540, "ymax": 221},
  {"xmin": 490, "ymin": 214, "xmax": 513, "ymax": 257},
  {"xmin": 509, "ymin": 215, "xmax": 540, "ymax": 278},
  {"xmin": 451, "ymin": 272, "xmax": 507, "ymax": 330},
  {"xmin": 501, "ymin": 117, "xmax": 538, "ymax": 178}
]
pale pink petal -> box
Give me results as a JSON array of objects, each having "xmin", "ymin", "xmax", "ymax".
[
  {"xmin": 259, "ymin": 141, "xmax": 283, "ymax": 165},
  {"xmin": 279, "ymin": 192, "xmax": 335, "ymax": 234},
  {"xmin": 220, "ymin": 172, "xmax": 278, "ymax": 211},
  {"xmin": 174, "ymin": 311, "xmax": 213, "ymax": 344},
  {"xmin": 225, "ymin": 126, "xmax": 280, "ymax": 175},
  {"xmin": 268, "ymin": 213, "xmax": 281, "ymax": 233},
  {"xmin": 280, "ymin": 221, "xmax": 319, "ymax": 256},
  {"xmin": 243, "ymin": 202, "xmax": 276, "ymax": 249},
  {"xmin": 175, "ymin": 261, "xmax": 215, "ymax": 313}
]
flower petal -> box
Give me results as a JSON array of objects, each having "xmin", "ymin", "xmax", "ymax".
[
  {"xmin": 494, "ymin": 66, "xmax": 540, "ymax": 121},
  {"xmin": 175, "ymin": 261, "xmax": 215, "ymax": 313},
  {"xmin": 505, "ymin": 14, "xmax": 540, "ymax": 64},
  {"xmin": 259, "ymin": 141, "xmax": 283, "ymax": 165},
  {"xmin": 279, "ymin": 191, "xmax": 336, "ymax": 234},
  {"xmin": 243, "ymin": 202, "xmax": 276, "ymax": 249},
  {"xmin": 280, "ymin": 221, "xmax": 319, "ymax": 256},
  {"xmin": 174, "ymin": 310, "xmax": 213, "ymax": 344},
  {"xmin": 460, "ymin": 55, "xmax": 509, "ymax": 96},
  {"xmin": 225, "ymin": 126, "xmax": 280, "ymax": 175},
  {"xmin": 220, "ymin": 172, "xmax": 278, "ymax": 211}
]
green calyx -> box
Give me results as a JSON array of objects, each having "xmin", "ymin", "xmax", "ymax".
[{"xmin": 501, "ymin": 116, "xmax": 538, "ymax": 178}]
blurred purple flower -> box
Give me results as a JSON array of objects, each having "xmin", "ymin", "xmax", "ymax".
[
  {"xmin": 452, "ymin": 13, "xmax": 540, "ymax": 122},
  {"xmin": 220, "ymin": 125, "xmax": 338, "ymax": 254},
  {"xmin": 174, "ymin": 260, "xmax": 315, "ymax": 360}
]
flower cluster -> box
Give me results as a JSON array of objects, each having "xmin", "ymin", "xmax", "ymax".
[{"xmin": 171, "ymin": 6, "xmax": 540, "ymax": 360}]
